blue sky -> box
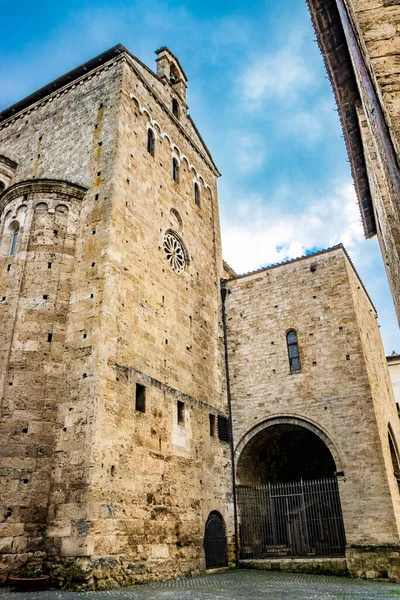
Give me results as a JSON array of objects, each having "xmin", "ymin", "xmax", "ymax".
[{"xmin": 1, "ymin": 0, "xmax": 399, "ymax": 352}]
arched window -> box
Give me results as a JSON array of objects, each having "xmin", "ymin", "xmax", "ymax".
[
  {"xmin": 287, "ymin": 330, "xmax": 301, "ymax": 372},
  {"xmin": 194, "ymin": 182, "xmax": 201, "ymax": 207},
  {"xmin": 172, "ymin": 99, "xmax": 179, "ymax": 119},
  {"xmin": 172, "ymin": 158, "xmax": 179, "ymax": 183},
  {"xmin": 147, "ymin": 129, "xmax": 155, "ymax": 156},
  {"xmin": 9, "ymin": 222, "xmax": 19, "ymax": 256},
  {"xmin": 389, "ymin": 429, "xmax": 400, "ymax": 493}
]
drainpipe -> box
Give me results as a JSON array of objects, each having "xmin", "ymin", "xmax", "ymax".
[{"xmin": 221, "ymin": 278, "xmax": 240, "ymax": 569}]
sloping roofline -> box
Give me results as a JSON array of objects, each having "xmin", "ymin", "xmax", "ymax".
[
  {"xmin": 306, "ymin": 0, "xmax": 376, "ymax": 239},
  {"xmin": 0, "ymin": 44, "xmax": 220, "ymax": 176},
  {"xmin": 224, "ymin": 244, "xmax": 376, "ymax": 312},
  {"xmin": 0, "ymin": 45, "xmax": 127, "ymax": 122}
]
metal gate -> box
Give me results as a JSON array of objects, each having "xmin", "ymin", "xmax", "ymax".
[
  {"xmin": 203, "ymin": 511, "xmax": 228, "ymax": 568},
  {"xmin": 237, "ymin": 478, "xmax": 346, "ymax": 559}
]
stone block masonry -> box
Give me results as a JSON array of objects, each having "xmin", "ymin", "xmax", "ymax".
[
  {"xmin": 225, "ymin": 246, "xmax": 400, "ymax": 579},
  {"xmin": 0, "ymin": 46, "xmax": 233, "ymax": 589},
  {"xmin": 0, "ymin": 37, "xmax": 400, "ymax": 589}
]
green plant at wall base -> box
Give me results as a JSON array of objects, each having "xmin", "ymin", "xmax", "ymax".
[
  {"xmin": 52, "ymin": 563, "xmax": 89, "ymax": 591},
  {"xmin": 62, "ymin": 565, "xmax": 88, "ymax": 590},
  {"xmin": 18, "ymin": 569, "xmax": 43, "ymax": 578}
]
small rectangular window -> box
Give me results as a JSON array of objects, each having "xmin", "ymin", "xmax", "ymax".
[
  {"xmin": 177, "ymin": 400, "xmax": 185, "ymax": 425},
  {"xmin": 287, "ymin": 330, "xmax": 301, "ymax": 372},
  {"xmin": 218, "ymin": 415, "xmax": 231, "ymax": 443},
  {"xmin": 209, "ymin": 414, "xmax": 216, "ymax": 437},
  {"xmin": 135, "ymin": 383, "xmax": 146, "ymax": 413}
]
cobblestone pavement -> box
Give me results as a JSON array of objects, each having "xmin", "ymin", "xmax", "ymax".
[{"xmin": 2, "ymin": 570, "xmax": 400, "ymax": 600}]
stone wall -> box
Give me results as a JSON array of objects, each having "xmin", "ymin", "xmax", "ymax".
[
  {"xmin": 343, "ymin": 0, "xmax": 400, "ymax": 321},
  {"xmin": 0, "ymin": 58, "xmax": 122, "ymax": 584},
  {"xmin": 225, "ymin": 246, "xmax": 400, "ymax": 546},
  {"xmin": 0, "ymin": 48, "xmax": 233, "ymax": 589}
]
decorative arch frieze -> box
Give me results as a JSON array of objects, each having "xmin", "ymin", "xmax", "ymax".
[
  {"xmin": 130, "ymin": 93, "xmax": 211, "ymax": 195},
  {"xmin": 0, "ymin": 179, "xmax": 87, "ymax": 216}
]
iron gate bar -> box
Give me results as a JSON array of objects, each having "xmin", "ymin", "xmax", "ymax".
[{"xmin": 237, "ymin": 478, "xmax": 346, "ymax": 560}]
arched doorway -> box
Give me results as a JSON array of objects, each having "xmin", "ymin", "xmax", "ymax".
[
  {"xmin": 237, "ymin": 421, "xmax": 337, "ymax": 485},
  {"xmin": 203, "ymin": 511, "xmax": 228, "ymax": 569},
  {"xmin": 236, "ymin": 419, "xmax": 346, "ymax": 559}
]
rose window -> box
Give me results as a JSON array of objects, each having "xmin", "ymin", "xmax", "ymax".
[{"xmin": 163, "ymin": 231, "xmax": 186, "ymax": 274}]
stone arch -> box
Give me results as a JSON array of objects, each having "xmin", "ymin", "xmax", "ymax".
[
  {"xmin": 34, "ymin": 202, "xmax": 49, "ymax": 213},
  {"xmin": 55, "ymin": 204, "xmax": 69, "ymax": 213},
  {"xmin": 235, "ymin": 415, "xmax": 344, "ymax": 485}
]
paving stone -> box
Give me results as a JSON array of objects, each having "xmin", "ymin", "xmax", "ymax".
[{"xmin": 2, "ymin": 570, "xmax": 400, "ymax": 600}]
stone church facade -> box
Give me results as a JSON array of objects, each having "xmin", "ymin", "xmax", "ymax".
[{"xmin": 0, "ymin": 13, "xmax": 399, "ymax": 590}]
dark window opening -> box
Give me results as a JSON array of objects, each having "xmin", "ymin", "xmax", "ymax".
[
  {"xmin": 194, "ymin": 182, "xmax": 201, "ymax": 207},
  {"xmin": 177, "ymin": 400, "xmax": 185, "ymax": 425},
  {"xmin": 209, "ymin": 414, "xmax": 216, "ymax": 437},
  {"xmin": 47, "ymin": 333, "xmax": 52, "ymax": 342},
  {"xmin": 9, "ymin": 224, "xmax": 19, "ymax": 256},
  {"xmin": 287, "ymin": 330, "xmax": 301, "ymax": 372},
  {"xmin": 0, "ymin": 181, "xmax": 5, "ymax": 193},
  {"xmin": 172, "ymin": 158, "xmax": 179, "ymax": 183},
  {"xmin": 6, "ymin": 264, "xmax": 11, "ymax": 272},
  {"xmin": 147, "ymin": 129, "xmax": 155, "ymax": 156},
  {"xmin": 218, "ymin": 415, "xmax": 231, "ymax": 443},
  {"xmin": 48, "ymin": 262, "xmax": 52, "ymax": 269},
  {"xmin": 135, "ymin": 383, "xmax": 146, "ymax": 413},
  {"xmin": 172, "ymin": 99, "xmax": 179, "ymax": 118}
]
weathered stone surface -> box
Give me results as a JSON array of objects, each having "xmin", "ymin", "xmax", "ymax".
[
  {"xmin": 0, "ymin": 47, "xmax": 232, "ymax": 588},
  {"xmin": 0, "ymin": 38, "xmax": 399, "ymax": 591},
  {"xmin": 225, "ymin": 247, "xmax": 400, "ymax": 562}
]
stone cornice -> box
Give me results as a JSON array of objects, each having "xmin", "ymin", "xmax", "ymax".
[
  {"xmin": 0, "ymin": 155, "xmax": 18, "ymax": 170},
  {"xmin": 0, "ymin": 179, "xmax": 87, "ymax": 215},
  {"xmin": 0, "ymin": 55, "xmax": 124, "ymax": 133}
]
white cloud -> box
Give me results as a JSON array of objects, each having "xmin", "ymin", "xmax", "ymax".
[
  {"xmin": 221, "ymin": 180, "xmax": 364, "ymax": 274},
  {"xmin": 282, "ymin": 97, "xmax": 337, "ymax": 145},
  {"xmin": 239, "ymin": 41, "xmax": 315, "ymax": 110},
  {"xmin": 230, "ymin": 131, "xmax": 267, "ymax": 174}
]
